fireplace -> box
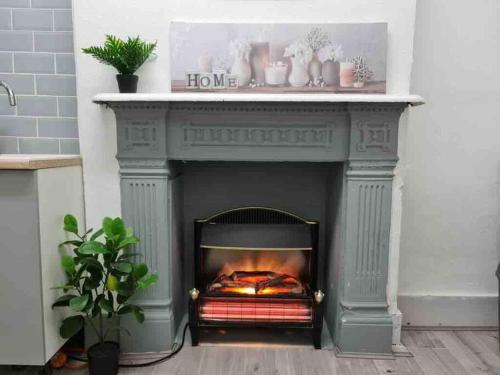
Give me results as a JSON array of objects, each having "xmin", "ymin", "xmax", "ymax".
[
  {"xmin": 95, "ymin": 93, "xmax": 424, "ymax": 355},
  {"xmin": 189, "ymin": 206, "xmax": 323, "ymax": 348}
]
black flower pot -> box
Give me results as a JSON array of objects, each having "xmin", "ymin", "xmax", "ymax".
[
  {"xmin": 116, "ymin": 74, "xmax": 138, "ymax": 93},
  {"xmin": 87, "ymin": 341, "xmax": 120, "ymax": 375}
]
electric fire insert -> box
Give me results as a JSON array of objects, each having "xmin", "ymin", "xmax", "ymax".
[{"xmin": 188, "ymin": 207, "xmax": 324, "ymax": 348}]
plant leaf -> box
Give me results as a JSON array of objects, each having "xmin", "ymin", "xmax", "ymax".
[
  {"xmin": 137, "ymin": 274, "xmax": 159, "ymax": 289},
  {"xmin": 79, "ymin": 257, "xmax": 103, "ymax": 271},
  {"xmin": 63, "ymin": 214, "xmax": 78, "ymax": 234},
  {"xmin": 60, "ymin": 315, "xmax": 84, "ymax": 338},
  {"xmin": 82, "ymin": 35, "xmax": 156, "ymax": 75},
  {"xmin": 132, "ymin": 263, "xmax": 148, "ymax": 279},
  {"xmin": 111, "ymin": 218, "xmax": 126, "ymax": 240},
  {"xmin": 117, "ymin": 280, "xmax": 134, "ymax": 297},
  {"xmin": 117, "ymin": 305, "xmax": 134, "ymax": 315},
  {"xmin": 102, "ymin": 217, "xmax": 114, "ymax": 237},
  {"xmin": 133, "ymin": 306, "xmax": 145, "ymax": 323},
  {"xmin": 117, "ymin": 236, "xmax": 139, "ymax": 250},
  {"xmin": 69, "ymin": 294, "xmax": 89, "ymax": 312},
  {"xmin": 52, "ymin": 294, "xmax": 76, "ymax": 309},
  {"xmin": 111, "ymin": 262, "xmax": 132, "ymax": 274},
  {"xmin": 90, "ymin": 228, "xmax": 104, "ymax": 241},
  {"xmin": 99, "ymin": 297, "xmax": 114, "ymax": 313},
  {"xmin": 92, "ymin": 295, "xmax": 104, "ymax": 317},
  {"xmin": 59, "ymin": 240, "xmax": 83, "ymax": 247},
  {"xmin": 117, "ymin": 293, "xmax": 130, "ymax": 304},
  {"xmin": 61, "ymin": 255, "xmax": 76, "ymax": 275},
  {"xmin": 79, "ymin": 241, "xmax": 109, "ymax": 255}
]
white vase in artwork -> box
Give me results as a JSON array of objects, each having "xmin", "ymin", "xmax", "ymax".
[
  {"xmin": 288, "ymin": 56, "xmax": 310, "ymax": 87},
  {"xmin": 321, "ymin": 60, "xmax": 339, "ymax": 86},
  {"xmin": 197, "ymin": 55, "xmax": 213, "ymax": 73},
  {"xmin": 309, "ymin": 54, "xmax": 322, "ymax": 82},
  {"xmin": 231, "ymin": 57, "xmax": 252, "ymax": 87},
  {"xmin": 353, "ymin": 81, "xmax": 365, "ymax": 88}
]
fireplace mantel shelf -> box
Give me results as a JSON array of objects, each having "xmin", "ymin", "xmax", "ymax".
[{"xmin": 93, "ymin": 92, "xmax": 425, "ymax": 106}]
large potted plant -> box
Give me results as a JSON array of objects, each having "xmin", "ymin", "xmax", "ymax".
[
  {"xmin": 52, "ymin": 215, "xmax": 158, "ymax": 375},
  {"xmin": 82, "ymin": 35, "xmax": 157, "ymax": 93}
]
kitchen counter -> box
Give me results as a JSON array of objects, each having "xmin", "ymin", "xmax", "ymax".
[{"xmin": 0, "ymin": 154, "xmax": 81, "ymax": 170}]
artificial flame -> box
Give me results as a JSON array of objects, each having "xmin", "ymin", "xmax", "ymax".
[{"xmin": 217, "ymin": 251, "xmax": 306, "ymax": 279}]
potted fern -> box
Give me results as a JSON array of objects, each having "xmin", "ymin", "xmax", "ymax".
[
  {"xmin": 82, "ymin": 35, "xmax": 157, "ymax": 93},
  {"xmin": 53, "ymin": 215, "xmax": 158, "ymax": 375}
]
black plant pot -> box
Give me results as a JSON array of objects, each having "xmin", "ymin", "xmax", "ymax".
[
  {"xmin": 87, "ymin": 341, "xmax": 120, "ymax": 375},
  {"xmin": 116, "ymin": 74, "xmax": 138, "ymax": 93}
]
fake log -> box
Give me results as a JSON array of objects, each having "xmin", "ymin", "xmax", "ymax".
[{"xmin": 208, "ymin": 271, "xmax": 305, "ymax": 295}]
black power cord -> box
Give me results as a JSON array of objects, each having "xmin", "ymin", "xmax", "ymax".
[{"xmin": 67, "ymin": 322, "xmax": 189, "ymax": 368}]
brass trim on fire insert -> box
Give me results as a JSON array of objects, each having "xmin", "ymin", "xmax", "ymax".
[{"xmin": 200, "ymin": 245, "xmax": 312, "ymax": 251}]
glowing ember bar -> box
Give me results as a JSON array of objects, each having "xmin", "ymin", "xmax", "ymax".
[{"xmin": 199, "ymin": 299, "xmax": 312, "ymax": 323}]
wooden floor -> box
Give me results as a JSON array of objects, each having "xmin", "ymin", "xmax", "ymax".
[{"xmin": 2, "ymin": 330, "xmax": 499, "ymax": 375}]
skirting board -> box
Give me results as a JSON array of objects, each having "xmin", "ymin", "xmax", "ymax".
[{"xmin": 398, "ymin": 295, "xmax": 498, "ymax": 327}]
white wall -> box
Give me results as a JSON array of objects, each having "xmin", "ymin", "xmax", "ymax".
[{"xmin": 398, "ymin": 0, "xmax": 500, "ymax": 326}]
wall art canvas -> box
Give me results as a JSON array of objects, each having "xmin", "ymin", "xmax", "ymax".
[{"xmin": 170, "ymin": 22, "xmax": 387, "ymax": 94}]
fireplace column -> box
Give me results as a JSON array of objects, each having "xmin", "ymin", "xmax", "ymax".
[
  {"xmin": 336, "ymin": 104, "xmax": 404, "ymax": 354},
  {"xmin": 110, "ymin": 104, "xmax": 177, "ymax": 352}
]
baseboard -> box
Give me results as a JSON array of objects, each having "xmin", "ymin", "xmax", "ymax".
[{"xmin": 398, "ymin": 294, "xmax": 498, "ymax": 327}]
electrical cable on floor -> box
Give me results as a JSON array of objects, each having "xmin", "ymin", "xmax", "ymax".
[{"xmin": 67, "ymin": 322, "xmax": 189, "ymax": 368}]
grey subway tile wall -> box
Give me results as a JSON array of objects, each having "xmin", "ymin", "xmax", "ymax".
[{"xmin": 0, "ymin": 0, "xmax": 78, "ymax": 154}]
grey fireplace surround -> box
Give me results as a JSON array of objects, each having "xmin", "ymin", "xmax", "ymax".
[{"xmin": 94, "ymin": 93, "xmax": 423, "ymax": 355}]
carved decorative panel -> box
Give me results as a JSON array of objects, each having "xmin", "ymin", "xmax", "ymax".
[
  {"xmin": 182, "ymin": 122, "xmax": 336, "ymax": 150},
  {"xmin": 120, "ymin": 178, "xmax": 170, "ymax": 307},
  {"xmin": 356, "ymin": 122, "xmax": 392, "ymax": 152},
  {"xmin": 354, "ymin": 184, "xmax": 386, "ymax": 297},
  {"xmin": 122, "ymin": 119, "xmax": 160, "ymax": 152},
  {"xmin": 344, "ymin": 177, "xmax": 392, "ymax": 303}
]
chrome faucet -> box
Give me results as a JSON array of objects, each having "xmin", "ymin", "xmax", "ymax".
[{"xmin": 0, "ymin": 81, "xmax": 16, "ymax": 106}]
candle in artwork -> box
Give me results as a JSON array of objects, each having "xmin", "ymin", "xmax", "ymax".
[
  {"xmin": 250, "ymin": 42, "xmax": 270, "ymax": 85},
  {"xmin": 339, "ymin": 62, "xmax": 354, "ymax": 87},
  {"xmin": 264, "ymin": 62, "xmax": 288, "ymax": 86}
]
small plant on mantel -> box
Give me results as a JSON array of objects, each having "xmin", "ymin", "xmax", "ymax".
[
  {"xmin": 82, "ymin": 35, "xmax": 157, "ymax": 93},
  {"xmin": 53, "ymin": 214, "xmax": 158, "ymax": 375}
]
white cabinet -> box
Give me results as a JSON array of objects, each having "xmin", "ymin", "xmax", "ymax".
[{"xmin": 0, "ymin": 156, "xmax": 85, "ymax": 366}]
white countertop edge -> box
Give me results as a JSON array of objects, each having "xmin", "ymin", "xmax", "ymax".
[
  {"xmin": 93, "ymin": 93, "xmax": 425, "ymax": 106},
  {"xmin": 0, "ymin": 154, "xmax": 82, "ymax": 170}
]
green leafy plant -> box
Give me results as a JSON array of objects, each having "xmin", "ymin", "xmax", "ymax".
[
  {"xmin": 82, "ymin": 35, "xmax": 157, "ymax": 75},
  {"xmin": 53, "ymin": 214, "xmax": 158, "ymax": 344}
]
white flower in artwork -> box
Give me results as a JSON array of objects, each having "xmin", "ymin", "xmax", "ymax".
[
  {"xmin": 283, "ymin": 40, "xmax": 313, "ymax": 66},
  {"xmin": 303, "ymin": 27, "xmax": 331, "ymax": 52},
  {"xmin": 229, "ymin": 39, "xmax": 251, "ymax": 61},
  {"xmin": 317, "ymin": 43, "xmax": 344, "ymax": 63}
]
